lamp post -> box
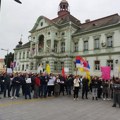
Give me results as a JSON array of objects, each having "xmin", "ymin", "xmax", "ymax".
[
  {"xmin": 0, "ymin": 0, "xmax": 22, "ymax": 11},
  {"xmin": 1, "ymin": 48, "xmax": 9, "ymax": 72}
]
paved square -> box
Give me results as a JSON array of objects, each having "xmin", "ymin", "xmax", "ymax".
[{"xmin": 0, "ymin": 96, "xmax": 119, "ymax": 120}]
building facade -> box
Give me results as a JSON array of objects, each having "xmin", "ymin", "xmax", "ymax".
[
  {"xmin": 14, "ymin": 0, "xmax": 120, "ymax": 76},
  {"xmin": 0, "ymin": 59, "xmax": 5, "ymax": 72}
]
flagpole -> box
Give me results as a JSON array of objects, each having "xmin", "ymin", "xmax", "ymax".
[{"xmin": 75, "ymin": 68, "xmax": 78, "ymax": 75}]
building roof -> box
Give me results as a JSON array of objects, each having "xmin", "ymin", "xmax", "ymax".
[
  {"xmin": 14, "ymin": 41, "xmax": 30, "ymax": 50},
  {"xmin": 52, "ymin": 13, "xmax": 81, "ymax": 26},
  {"xmin": 74, "ymin": 14, "xmax": 120, "ymax": 35},
  {"xmin": 61, "ymin": 0, "xmax": 68, "ymax": 3},
  {"xmin": 0, "ymin": 59, "xmax": 4, "ymax": 62}
]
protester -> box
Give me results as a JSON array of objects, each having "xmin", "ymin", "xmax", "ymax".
[
  {"xmin": 73, "ymin": 75, "xmax": 80, "ymax": 100},
  {"xmin": 102, "ymin": 80, "xmax": 109, "ymax": 100},
  {"xmin": 24, "ymin": 74, "xmax": 32, "ymax": 99},
  {"xmin": 3, "ymin": 73, "xmax": 11, "ymax": 98},
  {"xmin": 33, "ymin": 74, "xmax": 41, "ymax": 98},
  {"xmin": 11, "ymin": 73, "xmax": 21, "ymax": 99},
  {"xmin": 112, "ymin": 77, "xmax": 120, "ymax": 107},
  {"xmin": 91, "ymin": 76, "xmax": 98, "ymax": 100},
  {"xmin": 82, "ymin": 76, "xmax": 89, "ymax": 99}
]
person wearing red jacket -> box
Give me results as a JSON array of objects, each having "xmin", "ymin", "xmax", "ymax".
[{"xmin": 33, "ymin": 74, "xmax": 40, "ymax": 98}]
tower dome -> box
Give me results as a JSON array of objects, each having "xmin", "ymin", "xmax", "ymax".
[{"xmin": 58, "ymin": 0, "xmax": 70, "ymax": 16}]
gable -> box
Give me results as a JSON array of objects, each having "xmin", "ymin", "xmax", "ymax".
[
  {"xmin": 36, "ymin": 18, "xmax": 49, "ymax": 30},
  {"xmin": 29, "ymin": 16, "xmax": 52, "ymax": 33}
]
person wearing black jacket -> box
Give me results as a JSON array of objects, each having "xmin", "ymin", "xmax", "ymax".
[
  {"xmin": 66, "ymin": 75, "xmax": 73, "ymax": 95},
  {"xmin": 82, "ymin": 76, "xmax": 89, "ymax": 99},
  {"xmin": 91, "ymin": 77, "xmax": 99, "ymax": 100},
  {"xmin": 39, "ymin": 73, "xmax": 48, "ymax": 98},
  {"xmin": 0, "ymin": 72, "xmax": 3, "ymax": 99},
  {"xmin": 3, "ymin": 73, "xmax": 11, "ymax": 98},
  {"xmin": 0, "ymin": 73, "xmax": 4, "ymax": 93},
  {"xmin": 97, "ymin": 78, "xmax": 103, "ymax": 99},
  {"xmin": 112, "ymin": 78, "xmax": 120, "ymax": 108},
  {"xmin": 11, "ymin": 73, "xmax": 21, "ymax": 99}
]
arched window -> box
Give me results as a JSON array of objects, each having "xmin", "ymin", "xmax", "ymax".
[{"xmin": 38, "ymin": 35, "xmax": 44, "ymax": 52}]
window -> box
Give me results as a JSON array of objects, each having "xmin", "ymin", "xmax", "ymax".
[
  {"xmin": 107, "ymin": 36, "xmax": 113, "ymax": 47},
  {"xmin": 54, "ymin": 62, "xmax": 58, "ymax": 70},
  {"xmin": 94, "ymin": 60, "xmax": 100, "ymax": 70},
  {"xmin": 27, "ymin": 51, "xmax": 29, "ymax": 58},
  {"xmin": 14, "ymin": 53, "xmax": 17, "ymax": 60},
  {"xmin": 26, "ymin": 64, "xmax": 29, "ymax": 69},
  {"xmin": 107, "ymin": 60, "xmax": 113, "ymax": 70},
  {"xmin": 41, "ymin": 22, "xmax": 43, "ymax": 26},
  {"xmin": 23, "ymin": 52, "xmax": 25, "ymax": 59},
  {"xmin": 74, "ymin": 61, "xmax": 76, "ymax": 69},
  {"xmin": 54, "ymin": 42, "xmax": 57, "ymax": 53},
  {"xmin": 48, "ymin": 32, "xmax": 50, "ymax": 35},
  {"xmin": 94, "ymin": 38, "xmax": 100, "ymax": 49},
  {"xmin": 84, "ymin": 41, "xmax": 88, "ymax": 51},
  {"xmin": 22, "ymin": 64, "xmax": 24, "ymax": 71},
  {"xmin": 61, "ymin": 32, "xmax": 65, "ymax": 36},
  {"xmin": 38, "ymin": 35, "xmax": 44, "ymax": 52},
  {"xmin": 30, "ymin": 62, "xmax": 34, "ymax": 70},
  {"xmin": 74, "ymin": 42, "xmax": 78, "ymax": 52},
  {"xmin": 19, "ymin": 52, "xmax": 21, "ymax": 59},
  {"xmin": 61, "ymin": 42, "xmax": 65, "ymax": 53},
  {"xmin": 60, "ymin": 62, "xmax": 64, "ymax": 70}
]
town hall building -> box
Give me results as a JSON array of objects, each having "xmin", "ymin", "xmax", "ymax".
[{"xmin": 14, "ymin": 0, "xmax": 120, "ymax": 77}]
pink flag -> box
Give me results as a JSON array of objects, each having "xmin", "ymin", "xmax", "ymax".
[{"xmin": 101, "ymin": 66, "xmax": 111, "ymax": 80}]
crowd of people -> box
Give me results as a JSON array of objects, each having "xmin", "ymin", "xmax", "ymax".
[{"xmin": 0, "ymin": 72, "xmax": 120, "ymax": 108}]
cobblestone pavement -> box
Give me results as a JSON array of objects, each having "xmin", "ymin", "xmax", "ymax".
[{"xmin": 0, "ymin": 95, "xmax": 119, "ymax": 120}]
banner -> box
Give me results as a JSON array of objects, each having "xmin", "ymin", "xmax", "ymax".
[
  {"xmin": 101, "ymin": 66, "xmax": 111, "ymax": 80},
  {"xmin": 46, "ymin": 64, "xmax": 51, "ymax": 74},
  {"xmin": 37, "ymin": 64, "xmax": 43, "ymax": 74}
]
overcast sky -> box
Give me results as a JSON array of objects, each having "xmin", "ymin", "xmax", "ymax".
[{"xmin": 0, "ymin": 0, "xmax": 120, "ymax": 58}]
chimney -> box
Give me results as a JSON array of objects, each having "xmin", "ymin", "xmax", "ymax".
[{"xmin": 85, "ymin": 19, "xmax": 90, "ymax": 23}]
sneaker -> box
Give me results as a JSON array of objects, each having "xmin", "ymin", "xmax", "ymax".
[
  {"xmin": 11, "ymin": 97, "xmax": 14, "ymax": 100},
  {"xmin": 74, "ymin": 98, "xmax": 76, "ymax": 100},
  {"xmin": 103, "ymin": 98, "xmax": 106, "ymax": 100},
  {"xmin": 15, "ymin": 96, "xmax": 17, "ymax": 99}
]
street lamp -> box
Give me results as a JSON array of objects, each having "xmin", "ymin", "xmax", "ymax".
[
  {"xmin": 0, "ymin": 0, "xmax": 22, "ymax": 11},
  {"xmin": 1, "ymin": 48, "xmax": 9, "ymax": 72},
  {"xmin": 14, "ymin": 0, "xmax": 22, "ymax": 4}
]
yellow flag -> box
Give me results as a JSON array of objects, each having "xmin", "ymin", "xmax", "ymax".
[
  {"xmin": 46, "ymin": 64, "xmax": 51, "ymax": 74},
  {"xmin": 78, "ymin": 67, "xmax": 84, "ymax": 72},
  {"xmin": 86, "ymin": 71, "xmax": 91, "ymax": 85}
]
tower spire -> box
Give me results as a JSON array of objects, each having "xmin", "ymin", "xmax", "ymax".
[
  {"xmin": 58, "ymin": 0, "xmax": 70, "ymax": 16},
  {"xmin": 19, "ymin": 34, "xmax": 23, "ymax": 45}
]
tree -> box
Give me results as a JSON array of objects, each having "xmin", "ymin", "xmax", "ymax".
[{"xmin": 4, "ymin": 52, "xmax": 14, "ymax": 68}]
